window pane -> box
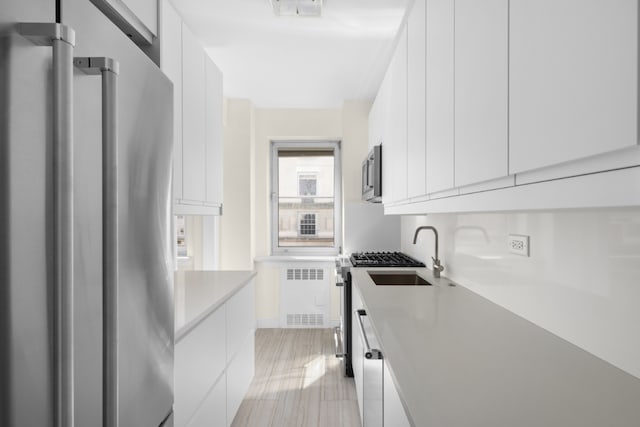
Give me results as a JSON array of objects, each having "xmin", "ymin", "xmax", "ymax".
[
  {"xmin": 298, "ymin": 175, "xmax": 317, "ymax": 196},
  {"xmin": 278, "ymin": 152, "xmax": 334, "ymax": 248}
]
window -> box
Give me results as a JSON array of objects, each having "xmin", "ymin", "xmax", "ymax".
[
  {"xmin": 271, "ymin": 141, "xmax": 342, "ymax": 255},
  {"xmin": 298, "ymin": 174, "xmax": 317, "ymax": 196},
  {"xmin": 298, "ymin": 213, "xmax": 317, "ymax": 236}
]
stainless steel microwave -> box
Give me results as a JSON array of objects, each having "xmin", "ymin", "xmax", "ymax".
[{"xmin": 362, "ymin": 145, "xmax": 382, "ymax": 203}]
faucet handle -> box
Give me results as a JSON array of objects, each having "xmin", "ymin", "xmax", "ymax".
[{"xmin": 431, "ymin": 257, "xmax": 444, "ymax": 272}]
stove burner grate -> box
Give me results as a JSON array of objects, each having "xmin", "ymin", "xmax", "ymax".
[{"xmin": 349, "ymin": 251, "xmax": 425, "ymax": 268}]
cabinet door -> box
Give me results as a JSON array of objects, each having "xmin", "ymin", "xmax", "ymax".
[
  {"xmin": 509, "ymin": 0, "xmax": 638, "ymax": 174},
  {"xmin": 226, "ymin": 332, "xmax": 255, "ymax": 427},
  {"xmin": 175, "ymin": 306, "xmax": 226, "ymax": 427},
  {"xmin": 226, "ymin": 281, "xmax": 255, "ymax": 363},
  {"xmin": 368, "ymin": 95, "xmax": 381, "ymax": 151},
  {"xmin": 383, "ymin": 362, "xmax": 411, "ymax": 427},
  {"xmin": 159, "ymin": 0, "xmax": 183, "ymax": 200},
  {"xmin": 181, "ymin": 23, "xmax": 206, "ymax": 202},
  {"xmin": 351, "ymin": 287, "xmax": 364, "ymax": 423},
  {"xmin": 425, "ymin": 0, "xmax": 455, "ymax": 194},
  {"xmin": 205, "ymin": 57, "xmax": 224, "ymax": 206},
  {"xmin": 379, "ymin": 69, "xmax": 393, "ymax": 205},
  {"xmin": 188, "ymin": 375, "xmax": 226, "ymax": 427},
  {"xmin": 391, "ymin": 26, "xmax": 408, "ymax": 202},
  {"xmin": 454, "ymin": 0, "xmax": 508, "ymax": 187},
  {"xmin": 383, "ymin": 26, "xmax": 408, "ymax": 204},
  {"xmin": 407, "ymin": 0, "xmax": 427, "ymax": 198}
]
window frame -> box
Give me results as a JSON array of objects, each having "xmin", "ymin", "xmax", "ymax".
[{"xmin": 270, "ymin": 140, "xmax": 342, "ymax": 256}]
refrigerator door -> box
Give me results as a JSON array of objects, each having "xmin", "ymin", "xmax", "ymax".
[
  {"xmin": 63, "ymin": 0, "xmax": 174, "ymax": 426},
  {"xmin": 1, "ymin": 2, "xmax": 61, "ymax": 426}
]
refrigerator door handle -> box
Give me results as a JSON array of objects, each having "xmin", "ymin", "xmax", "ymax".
[
  {"xmin": 18, "ymin": 22, "xmax": 77, "ymax": 427},
  {"xmin": 74, "ymin": 56, "xmax": 120, "ymax": 427}
]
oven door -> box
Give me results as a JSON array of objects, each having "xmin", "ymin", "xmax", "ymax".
[{"xmin": 334, "ymin": 265, "xmax": 353, "ymax": 377}]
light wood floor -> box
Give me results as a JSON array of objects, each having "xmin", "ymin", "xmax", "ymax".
[{"xmin": 231, "ymin": 328, "xmax": 361, "ymax": 427}]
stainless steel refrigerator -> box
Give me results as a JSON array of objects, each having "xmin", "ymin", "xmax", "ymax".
[{"xmin": 1, "ymin": 0, "xmax": 174, "ymax": 426}]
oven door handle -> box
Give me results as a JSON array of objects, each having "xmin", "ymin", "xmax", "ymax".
[{"xmin": 355, "ymin": 309, "xmax": 383, "ymax": 360}]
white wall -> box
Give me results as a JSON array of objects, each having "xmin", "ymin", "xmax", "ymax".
[
  {"xmin": 252, "ymin": 106, "xmax": 342, "ymax": 325},
  {"xmin": 220, "ymin": 99, "xmax": 255, "ymax": 270},
  {"xmin": 401, "ymin": 207, "xmax": 640, "ymax": 379},
  {"xmin": 248, "ymin": 101, "xmax": 370, "ymax": 325}
]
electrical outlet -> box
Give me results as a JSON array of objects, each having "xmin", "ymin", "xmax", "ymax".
[{"xmin": 508, "ymin": 234, "xmax": 530, "ymax": 256}]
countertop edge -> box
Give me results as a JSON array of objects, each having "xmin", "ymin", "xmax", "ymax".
[{"xmin": 175, "ymin": 270, "xmax": 257, "ymax": 343}]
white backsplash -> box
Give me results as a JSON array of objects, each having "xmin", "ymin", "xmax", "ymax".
[{"xmin": 401, "ymin": 208, "xmax": 640, "ymax": 379}]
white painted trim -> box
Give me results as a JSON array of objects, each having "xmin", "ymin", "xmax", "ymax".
[{"xmin": 270, "ymin": 140, "xmax": 343, "ymax": 256}]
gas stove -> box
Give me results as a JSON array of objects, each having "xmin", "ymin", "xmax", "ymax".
[
  {"xmin": 334, "ymin": 251, "xmax": 425, "ymax": 378},
  {"xmin": 349, "ymin": 251, "xmax": 425, "ymax": 268}
]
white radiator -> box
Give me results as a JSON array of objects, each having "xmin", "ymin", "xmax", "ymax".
[{"xmin": 280, "ymin": 267, "xmax": 329, "ymax": 328}]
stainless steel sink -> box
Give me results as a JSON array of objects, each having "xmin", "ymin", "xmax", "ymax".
[{"xmin": 368, "ymin": 271, "xmax": 433, "ymax": 286}]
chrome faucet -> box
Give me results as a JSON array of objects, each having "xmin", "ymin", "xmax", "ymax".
[{"xmin": 413, "ymin": 226, "xmax": 444, "ymax": 278}]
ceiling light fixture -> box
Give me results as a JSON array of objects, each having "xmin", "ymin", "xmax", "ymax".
[{"xmin": 271, "ymin": 0, "xmax": 323, "ymax": 17}]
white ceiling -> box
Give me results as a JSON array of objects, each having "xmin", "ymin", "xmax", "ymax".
[{"xmin": 171, "ymin": 0, "xmax": 412, "ymax": 108}]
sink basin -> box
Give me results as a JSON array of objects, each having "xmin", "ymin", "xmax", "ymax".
[{"xmin": 368, "ymin": 271, "xmax": 433, "ymax": 286}]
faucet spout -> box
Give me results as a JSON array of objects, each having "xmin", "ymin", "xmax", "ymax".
[{"xmin": 413, "ymin": 226, "xmax": 444, "ymax": 278}]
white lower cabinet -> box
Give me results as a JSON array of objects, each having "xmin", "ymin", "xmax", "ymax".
[
  {"xmin": 351, "ymin": 288, "xmax": 364, "ymax": 424},
  {"xmin": 175, "ymin": 307, "xmax": 226, "ymax": 427},
  {"xmin": 175, "ymin": 280, "xmax": 255, "ymax": 427},
  {"xmin": 352, "ymin": 284, "xmax": 411, "ymax": 427},
  {"xmin": 383, "ymin": 362, "xmax": 411, "ymax": 427},
  {"xmin": 226, "ymin": 332, "xmax": 255, "ymax": 427},
  {"xmin": 188, "ymin": 375, "xmax": 227, "ymax": 427}
]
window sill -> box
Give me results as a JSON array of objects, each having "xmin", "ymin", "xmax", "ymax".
[{"xmin": 254, "ymin": 255, "xmax": 337, "ymax": 263}]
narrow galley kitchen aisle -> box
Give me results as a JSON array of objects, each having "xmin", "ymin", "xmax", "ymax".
[{"xmin": 232, "ymin": 329, "xmax": 361, "ymax": 427}]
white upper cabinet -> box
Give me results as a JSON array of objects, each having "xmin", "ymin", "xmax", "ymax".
[
  {"xmin": 379, "ymin": 68, "xmax": 394, "ymax": 205},
  {"xmin": 205, "ymin": 59, "xmax": 224, "ymax": 206},
  {"xmin": 181, "ymin": 23, "xmax": 207, "ymax": 203},
  {"xmin": 159, "ymin": 0, "xmax": 183, "ymax": 201},
  {"xmin": 387, "ymin": 26, "xmax": 409, "ymax": 203},
  {"xmin": 368, "ymin": 95, "xmax": 379, "ymax": 151},
  {"xmin": 454, "ymin": 0, "xmax": 509, "ymax": 187},
  {"xmin": 407, "ymin": 0, "xmax": 427, "ymax": 199},
  {"xmin": 509, "ymin": 0, "xmax": 638, "ymax": 174},
  {"xmin": 160, "ymin": 0, "xmax": 224, "ymax": 214},
  {"xmin": 425, "ymin": 0, "xmax": 455, "ymax": 194}
]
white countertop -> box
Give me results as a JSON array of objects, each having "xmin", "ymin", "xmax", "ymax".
[
  {"xmin": 351, "ymin": 267, "xmax": 640, "ymax": 427},
  {"xmin": 174, "ymin": 270, "xmax": 256, "ymax": 342},
  {"xmin": 254, "ymin": 255, "xmax": 337, "ymax": 263}
]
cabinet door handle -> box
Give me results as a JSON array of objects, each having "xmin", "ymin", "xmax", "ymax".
[
  {"xmin": 74, "ymin": 56, "xmax": 120, "ymax": 427},
  {"xmin": 354, "ymin": 309, "xmax": 383, "ymax": 360}
]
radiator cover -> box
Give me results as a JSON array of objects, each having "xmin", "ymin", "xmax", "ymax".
[{"xmin": 280, "ymin": 268, "xmax": 329, "ymax": 328}]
